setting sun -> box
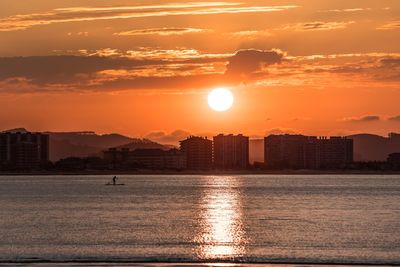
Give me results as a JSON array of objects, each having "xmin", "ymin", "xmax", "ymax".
[{"xmin": 208, "ymin": 88, "xmax": 234, "ymax": 112}]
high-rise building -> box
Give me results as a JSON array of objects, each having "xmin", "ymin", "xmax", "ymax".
[
  {"xmin": 213, "ymin": 134, "xmax": 249, "ymax": 169},
  {"xmin": 264, "ymin": 134, "xmax": 353, "ymax": 169},
  {"xmin": 264, "ymin": 135, "xmax": 309, "ymax": 169},
  {"xmin": 315, "ymin": 137, "xmax": 354, "ymax": 169},
  {"xmin": 0, "ymin": 131, "xmax": 50, "ymax": 169},
  {"xmin": 180, "ymin": 136, "xmax": 212, "ymax": 170}
]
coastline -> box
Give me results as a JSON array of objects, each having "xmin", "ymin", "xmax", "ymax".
[
  {"xmin": 1, "ymin": 169, "xmax": 400, "ymax": 176},
  {"xmin": 0, "ymin": 260, "xmax": 399, "ymax": 267}
]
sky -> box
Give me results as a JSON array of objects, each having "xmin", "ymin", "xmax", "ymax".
[{"xmin": 0, "ymin": 0, "xmax": 399, "ymax": 144}]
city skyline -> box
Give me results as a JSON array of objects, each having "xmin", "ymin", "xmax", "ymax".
[{"xmin": 0, "ymin": 0, "xmax": 400, "ymax": 138}]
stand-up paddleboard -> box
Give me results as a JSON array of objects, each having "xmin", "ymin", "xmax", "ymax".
[{"xmin": 105, "ymin": 183, "xmax": 125, "ymax": 186}]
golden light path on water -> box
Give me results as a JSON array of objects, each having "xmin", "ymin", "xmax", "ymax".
[{"xmin": 195, "ymin": 176, "xmax": 246, "ymax": 260}]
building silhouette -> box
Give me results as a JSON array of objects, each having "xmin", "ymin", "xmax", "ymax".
[
  {"xmin": 213, "ymin": 134, "xmax": 249, "ymax": 169},
  {"xmin": 0, "ymin": 131, "xmax": 49, "ymax": 169},
  {"xmin": 388, "ymin": 153, "xmax": 400, "ymax": 165},
  {"xmin": 265, "ymin": 134, "xmax": 353, "ymax": 169},
  {"xmin": 180, "ymin": 136, "xmax": 212, "ymax": 170},
  {"xmin": 103, "ymin": 148, "xmax": 185, "ymax": 170}
]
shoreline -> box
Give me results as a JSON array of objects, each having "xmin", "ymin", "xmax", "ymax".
[
  {"xmin": 1, "ymin": 170, "xmax": 400, "ymax": 176},
  {"xmin": 0, "ymin": 260, "xmax": 399, "ymax": 266}
]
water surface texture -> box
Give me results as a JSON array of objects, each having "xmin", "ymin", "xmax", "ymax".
[{"xmin": 0, "ymin": 175, "xmax": 399, "ymax": 264}]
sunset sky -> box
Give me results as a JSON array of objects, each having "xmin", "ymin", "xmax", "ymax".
[{"xmin": 0, "ymin": 0, "xmax": 399, "ymax": 144}]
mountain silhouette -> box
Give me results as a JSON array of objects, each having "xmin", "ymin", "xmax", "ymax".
[
  {"xmin": 2, "ymin": 128, "xmax": 172, "ymax": 161},
  {"xmin": 48, "ymin": 132, "xmax": 173, "ymax": 161},
  {"xmin": 115, "ymin": 139, "xmax": 175, "ymax": 151},
  {"xmin": 347, "ymin": 133, "xmax": 400, "ymax": 161}
]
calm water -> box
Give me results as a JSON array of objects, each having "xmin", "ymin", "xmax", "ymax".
[{"xmin": 0, "ymin": 175, "xmax": 399, "ymax": 265}]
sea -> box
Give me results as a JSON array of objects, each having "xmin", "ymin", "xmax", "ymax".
[{"xmin": 0, "ymin": 175, "xmax": 399, "ymax": 266}]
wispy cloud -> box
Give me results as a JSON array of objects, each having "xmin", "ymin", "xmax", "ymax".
[
  {"xmin": 377, "ymin": 21, "xmax": 400, "ymax": 30},
  {"xmin": 229, "ymin": 30, "xmax": 272, "ymax": 39},
  {"xmin": 0, "ymin": 3, "xmax": 297, "ymax": 32},
  {"xmin": 283, "ymin": 21, "xmax": 355, "ymax": 31},
  {"xmin": 320, "ymin": 8, "xmax": 371, "ymax": 13},
  {"xmin": 114, "ymin": 27, "xmax": 208, "ymax": 36},
  {"xmin": 342, "ymin": 115, "xmax": 381, "ymax": 123}
]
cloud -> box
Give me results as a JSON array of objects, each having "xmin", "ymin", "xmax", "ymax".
[
  {"xmin": 388, "ymin": 115, "xmax": 400, "ymax": 122},
  {"xmin": 342, "ymin": 115, "xmax": 381, "ymax": 123},
  {"xmin": 225, "ymin": 49, "xmax": 284, "ymax": 77},
  {"xmin": 229, "ymin": 30, "xmax": 272, "ymax": 40},
  {"xmin": 320, "ymin": 8, "xmax": 371, "ymax": 13},
  {"xmin": 377, "ymin": 21, "xmax": 400, "ymax": 30},
  {"xmin": 0, "ymin": 50, "xmax": 233, "ymax": 93},
  {"xmin": 145, "ymin": 130, "xmax": 191, "ymax": 145},
  {"xmin": 1, "ymin": 50, "xmax": 399, "ymax": 94},
  {"xmin": 291, "ymin": 117, "xmax": 310, "ymax": 122},
  {"xmin": 265, "ymin": 128, "xmax": 298, "ymax": 136},
  {"xmin": 3, "ymin": 48, "xmax": 288, "ymax": 93},
  {"xmin": 0, "ymin": 3, "xmax": 297, "ymax": 32},
  {"xmin": 0, "ymin": 55, "xmax": 163, "ymax": 84},
  {"xmin": 283, "ymin": 21, "xmax": 355, "ymax": 31},
  {"xmin": 380, "ymin": 57, "xmax": 400, "ymax": 66},
  {"xmin": 114, "ymin": 28, "xmax": 209, "ymax": 36}
]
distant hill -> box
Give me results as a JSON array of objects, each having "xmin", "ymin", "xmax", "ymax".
[
  {"xmin": 115, "ymin": 139, "xmax": 174, "ymax": 151},
  {"xmin": 48, "ymin": 131, "xmax": 133, "ymax": 149},
  {"xmin": 347, "ymin": 133, "xmax": 400, "ymax": 161},
  {"xmin": 2, "ymin": 128, "xmax": 172, "ymax": 162},
  {"xmin": 1, "ymin": 128, "xmax": 30, "ymax": 134},
  {"xmin": 47, "ymin": 131, "xmax": 135, "ymax": 161}
]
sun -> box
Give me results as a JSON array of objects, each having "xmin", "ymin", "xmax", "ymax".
[{"xmin": 208, "ymin": 88, "xmax": 234, "ymax": 112}]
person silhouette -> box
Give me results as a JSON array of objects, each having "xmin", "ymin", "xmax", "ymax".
[{"xmin": 112, "ymin": 176, "xmax": 117, "ymax": 185}]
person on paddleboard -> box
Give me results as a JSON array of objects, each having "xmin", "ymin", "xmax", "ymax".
[{"xmin": 112, "ymin": 176, "xmax": 117, "ymax": 185}]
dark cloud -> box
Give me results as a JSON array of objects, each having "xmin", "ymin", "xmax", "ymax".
[
  {"xmin": 388, "ymin": 115, "xmax": 400, "ymax": 122},
  {"xmin": 88, "ymin": 73, "xmax": 230, "ymax": 91},
  {"xmin": 225, "ymin": 49, "xmax": 283, "ymax": 77},
  {"xmin": 343, "ymin": 115, "xmax": 381, "ymax": 122},
  {"xmin": 380, "ymin": 57, "xmax": 400, "ymax": 66},
  {"xmin": 0, "ymin": 56, "xmax": 163, "ymax": 84},
  {"xmin": 1, "ymin": 50, "xmax": 397, "ymax": 94},
  {"xmin": 0, "ymin": 49, "xmax": 286, "ymax": 93},
  {"xmin": 0, "ymin": 54, "xmax": 231, "ymax": 92},
  {"xmin": 292, "ymin": 21, "xmax": 354, "ymax": 31}
]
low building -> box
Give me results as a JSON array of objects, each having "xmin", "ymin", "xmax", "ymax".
[
  {"xmin": 388, "ymin": 153, "xmax": 400, "ymax": 165},
  {"xmin": 213, "ymin": 134, "xmax": 249, "ymax": 169},
  {"xmin": 103, "ymin": 148, "xmax": 186, "ymax": 170},
  {"xmin": 180, "ymin": 136, "xmax": 212, "ymax": 170},
  {"xmin": 0, "ymin": 131, "xmax": 49, "ymax": 169}
]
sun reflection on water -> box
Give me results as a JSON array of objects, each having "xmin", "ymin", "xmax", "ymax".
[{"xmin": 195, "ymin": 176, "xmax": 246, "ymax": 260}]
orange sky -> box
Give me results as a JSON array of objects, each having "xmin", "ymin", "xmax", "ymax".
[{"xmin": 0, "ymin": 0, "xmax": 399, "ymax": 144}]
